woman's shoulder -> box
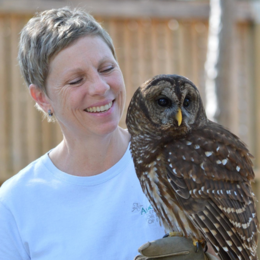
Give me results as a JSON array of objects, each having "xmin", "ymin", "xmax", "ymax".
[{"xmin": 0, "ymin": 153, "xmax": 49, "ymax": 203}]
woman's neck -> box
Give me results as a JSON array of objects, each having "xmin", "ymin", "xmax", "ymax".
[{"xmin": 49, "ymin": 127, "xmax": 130, "ymax": 177}]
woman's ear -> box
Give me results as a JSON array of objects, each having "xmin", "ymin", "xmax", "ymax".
[{"xmin": 29, "ymin": 84, "xmax": 52, "ymax": 113}]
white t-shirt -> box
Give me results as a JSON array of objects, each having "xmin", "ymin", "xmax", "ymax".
[{"xmin": 0, "ymin": 145, "xmax": 165, "ymax": 260}]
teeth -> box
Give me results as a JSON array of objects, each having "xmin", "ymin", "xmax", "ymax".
[{"xmin": 86, "ymin": 101, "xmax": 113, "ymax": 113}]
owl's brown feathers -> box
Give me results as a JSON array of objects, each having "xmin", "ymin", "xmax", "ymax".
[{"xmin": 126, "ymin": 74, "xmax": 258, "ymax": 260}]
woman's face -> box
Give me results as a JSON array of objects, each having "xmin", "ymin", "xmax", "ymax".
[{"xmin": 45, "ymin": 35, "xmax": 126, "ymax": 138}]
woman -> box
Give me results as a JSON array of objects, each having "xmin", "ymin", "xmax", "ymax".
[{"xmin": 0, "ymin": 7, "xmax": 217, "ymax": 260}]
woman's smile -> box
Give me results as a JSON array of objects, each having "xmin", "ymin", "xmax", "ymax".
[{"xmin": 85, "ymin": 99, "xmax": 114, "ymax": 113}]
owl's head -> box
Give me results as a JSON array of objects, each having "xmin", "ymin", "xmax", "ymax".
[{"xmin": 126, "ymin": 74, "xmax": 208, "ymax": 136}]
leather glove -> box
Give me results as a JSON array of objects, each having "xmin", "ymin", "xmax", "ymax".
[{"xmin": 134, "ymin": 236, "xmax": 219, "ymax": 260}]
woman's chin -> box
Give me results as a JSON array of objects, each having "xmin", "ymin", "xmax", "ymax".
[{"xmin": 89, "ymin": 121, "xmax": 120, "ymax": 137}]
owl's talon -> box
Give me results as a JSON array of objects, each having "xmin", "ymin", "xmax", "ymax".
[
  {"xmin": 192, "ymin": 239, "xmax": 200, "ymax": 253},
  {"xmin": 196, "ymin": 242, "xmax": 199, "ymax": 253}
]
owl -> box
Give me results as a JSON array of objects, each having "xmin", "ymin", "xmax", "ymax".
[{"xmin": 126, "ymin": 74, "xmax": 259, "ymax": 260}]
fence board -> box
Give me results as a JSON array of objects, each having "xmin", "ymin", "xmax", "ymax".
[
  {"xmin": 191, "ymin": 23, "xmax": 199, "ymax": 87},
  {"xmin": 122, "ymin": 19, "xmax": 132, "ymax": 124},
  {"xmin": 195, "ymin": 21, "xmax": 208, "ymax": 102},
  {"xmin": 137, "ymin": 20, "xmax": 145, "ymax": 88},
  {"xmin": 243, "ymin": 24, "xmax": 255, "ymax": 154},
  {"xmin": 254, "ymin": 23, "xmax": 260, "ymax": 179},
  {"xmin": 0, "ymin": 16, "xmax": 9, "ymax": 181},
  {"xmin": 169, "ymin": 20, "xmax": 180, "ymax": 75},
  {"xmin": 165, "ymin": 21, "xmax": 173, "ymax": 75},
  {"xmin": 10, "ymin": 15, "xmax": 27, "ymax": 174},
  {"xmin": 236, "ymin": 24, "xmax": 252, "ymax": 147}
]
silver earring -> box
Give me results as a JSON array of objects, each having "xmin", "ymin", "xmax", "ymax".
[{"xmin": 48, "ymin": 109, "xmax": 53, "ymax": 116}]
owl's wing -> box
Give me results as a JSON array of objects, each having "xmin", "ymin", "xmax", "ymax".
[{"xmin": 164, "ymin": 122, "xmax": 258, "ymax": 260}]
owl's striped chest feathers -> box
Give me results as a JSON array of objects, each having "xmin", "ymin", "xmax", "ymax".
[{"xmin": 130, "ymin": 136, "xmax": 202, "ymax": 239}]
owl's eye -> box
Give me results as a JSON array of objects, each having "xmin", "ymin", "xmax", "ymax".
[
  {"xmin": 157, "ymin": 98, "xmax": 171, "ymax": 107},
  {"xmin": 183, "ymin": 97, "xmax": 191, "ymax": 107}
]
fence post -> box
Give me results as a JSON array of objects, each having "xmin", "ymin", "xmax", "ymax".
[{"xmin": 251, "ymin": 1, "xmax": 260, "ymax": 258}]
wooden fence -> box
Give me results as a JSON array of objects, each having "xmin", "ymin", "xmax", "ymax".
[{"xmin": 0, "ymin": 14, "xmax": 255, "ymax": 181}]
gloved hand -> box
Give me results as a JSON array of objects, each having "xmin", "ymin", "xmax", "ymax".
[{"xmin": 134, "ymin": 236, "xmax": 219, "ymax": 260}]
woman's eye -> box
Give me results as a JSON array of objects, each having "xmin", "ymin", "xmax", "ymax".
[
  {"xmin": 101, "ymin": 66, "xmax": 114, "ymax": 73},
  {"xmin": 69, "ymin": 78, "xmax": 83, "ymax": 85},
  {"xmin": 157, "ymin": 98, "xmax": 171, "ymax": 107}
]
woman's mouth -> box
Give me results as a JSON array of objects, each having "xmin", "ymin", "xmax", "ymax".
[{"xmin": 85, "ymin": 101, "xmax": 113, "ymax": 113}]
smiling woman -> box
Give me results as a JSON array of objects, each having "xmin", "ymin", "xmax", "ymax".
[
  {"xmin": 0, "ymin": 7, "xmax": 165, "ymax": 260},
  {"xmin": 0, "ymin": 6, "xmax": 218, "ymax": 260},
  {"xmin": 35, "ymin": 36, "xmax": 126, "ymax": 140}
]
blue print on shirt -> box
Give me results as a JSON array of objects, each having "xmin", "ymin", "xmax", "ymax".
[{"xmin": 132, "ymin": 203, "xmax": 159, "ymax": 224}]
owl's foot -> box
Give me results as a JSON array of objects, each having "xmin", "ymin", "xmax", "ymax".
[
  {"xmin": 193, "ymin": 240, "xmax": 199, "ymax": 253},
  {"xmin": 192, "ymin": 238, "xmax": 205, "ymax": 253},
  {"xmin": 163, "ymin": 232, "xmax": 183, "ymax": 238}
]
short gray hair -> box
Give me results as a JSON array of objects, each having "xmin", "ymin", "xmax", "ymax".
[{"xmin": 18, "ymin": 7, "xmax": 116, "ymax": 120}]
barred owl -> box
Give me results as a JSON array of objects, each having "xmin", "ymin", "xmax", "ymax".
[{"xmin": 126, "ymin": 74, "xmax": 259, "ymax": 260}]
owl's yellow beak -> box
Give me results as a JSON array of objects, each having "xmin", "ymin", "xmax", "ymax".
[{"xmin": 175, "ymin": 108, "xmax": 182, "ymax": 126}]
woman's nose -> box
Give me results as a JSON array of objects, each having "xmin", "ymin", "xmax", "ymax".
[{"xmin": 87, "ymin": 72, "xmax": 110, "ymax": 96}]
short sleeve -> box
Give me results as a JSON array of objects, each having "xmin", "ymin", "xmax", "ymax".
[{"xmin": 0, "ymin": 202, "xmax": 30, "ymax": 260}]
